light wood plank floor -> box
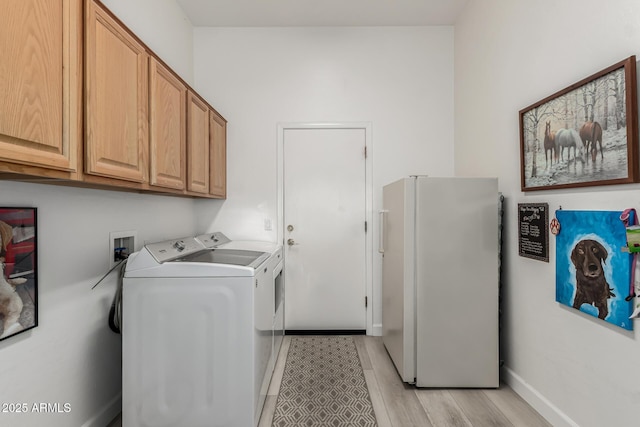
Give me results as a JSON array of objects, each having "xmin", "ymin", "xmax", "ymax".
[
  {"xmin": 259, "ymin": 335, "xmax": 552, "ymax": 427},
  {"xmin": 108, "ymin": 335, "xmax": 551, "ymax": 427}
]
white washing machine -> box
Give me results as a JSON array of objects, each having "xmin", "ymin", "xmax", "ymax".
[
  {"xmin": 122, "ymin": 233, "xmax": 282, "ymax": 427},
  {"xmin": 197, "ymin": 233, "xmax": 285, "ymax": 375}
]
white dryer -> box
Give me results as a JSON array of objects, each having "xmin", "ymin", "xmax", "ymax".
[{"xmin": 122, "ymin": 233, "xmax": 282, "ymax": 427}]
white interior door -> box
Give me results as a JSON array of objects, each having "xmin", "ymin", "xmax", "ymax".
[{"xmin": 283, "ymin": 127, "xmax": 366, "ymax": 330}]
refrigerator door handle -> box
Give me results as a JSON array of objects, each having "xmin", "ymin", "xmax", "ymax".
[{"xmin": 378, "ymin": 210, "xmax": 388, "ymax": 253}]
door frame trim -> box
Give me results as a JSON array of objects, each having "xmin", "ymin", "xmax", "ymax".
[{"xmin": 277, "ymin": 122, "xmax": 373, "ymax": 335}]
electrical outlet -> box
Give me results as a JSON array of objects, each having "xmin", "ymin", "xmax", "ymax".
[{"xmin": 109, "ymin": 230, "xmax": 137, "ymax": 267}]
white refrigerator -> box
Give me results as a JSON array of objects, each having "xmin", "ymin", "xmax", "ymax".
[{"xmin": 380, "ymin": 176, "xmax": 499, "ymax": 388}]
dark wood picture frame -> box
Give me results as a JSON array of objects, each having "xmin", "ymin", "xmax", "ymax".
[
  {"xmin": 0, "ymin": 207, "xmax": 37, "ymax": 341},
  {"xmin": 520, "ymin": 56, "xmax": 638, "ymax": 191}
]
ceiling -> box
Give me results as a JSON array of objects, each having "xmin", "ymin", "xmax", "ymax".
[{"xmin": 175, "ymin": 0, "xmax": 469, "ymax": 27}]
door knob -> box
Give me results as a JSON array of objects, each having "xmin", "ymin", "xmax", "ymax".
[{"xmin": 287, "ymin": 238, "xmax": 298, "ymax": 246}]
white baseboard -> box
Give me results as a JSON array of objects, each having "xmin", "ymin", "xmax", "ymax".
[
  {"xmin": 81, "ymin": 393, "xmax": 121, "ymax": 427},
  {"xmin": 502, "ymin": 367, "xmax": 578, "ymax": 427},
  {"xmin": 371, "ymin": 323, "xmax": 382, "ymax": 336}
]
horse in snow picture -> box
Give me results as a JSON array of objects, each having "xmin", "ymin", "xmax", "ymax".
[
  {"xmin": 543, "ymin": 121, "xmax": 556, "ymax": 167},
  {"xmin": 555, "ymin": 128, "xmax": 581, "ymax": 163},
  {"xmin": 580, "ymin": 121, "xmax": 604, "ymax": 163}
]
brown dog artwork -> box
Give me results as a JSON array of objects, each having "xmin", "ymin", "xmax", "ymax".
[
  {"xmin": 570, "ymin": 239, "xmax": 615, "ymax": 320},
  {"xmin": 556, "ymin": 210, "xmax": 633, "ymax": 330}
]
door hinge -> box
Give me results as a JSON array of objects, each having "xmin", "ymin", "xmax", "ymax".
[
  {"xmin": 365, "ymin": 296, "xmax": 368, "ymax": 308},
  {"xmin": 364, "ymin": 146, "xmax": 367, "ymax": 158},
  {"xmin": 365, "ymin": 221, "xmax": 367, "ymax": 232}
]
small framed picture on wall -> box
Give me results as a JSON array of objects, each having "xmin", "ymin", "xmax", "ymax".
[
  {"xmin": 0, "ymin": 207, "xmax": 37, "ymax": 341},
  {"xmin": 518, "ymin": 203, "xmax": 549, "ymax": 262}
]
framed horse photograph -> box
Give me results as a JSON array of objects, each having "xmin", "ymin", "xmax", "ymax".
[{"xmin": 519, "ymin": 56, "xmax": 639, "ymax": 191}]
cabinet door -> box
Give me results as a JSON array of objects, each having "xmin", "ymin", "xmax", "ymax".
[
  {"xmin": 209, "ymin": 111, "xmax": 227, "ymax": 198},
  {"xmin": 149, "ymin": 58, "xmax": 186, "ymax": 190},
  {"xmin": 85, "ymin": 0, "xmax": 149, "ymax": 183},
  {"xmin": 187, "ymin": 92, "xmax": 210, "ymax": 194},
  {"xmin": 0, "ymin": 0, "xmax": 81, "ymax": 172}
]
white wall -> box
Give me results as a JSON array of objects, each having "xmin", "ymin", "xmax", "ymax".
[
  {"xmin": 101, "ymin": 0, "xmax": 194, "ymax": 85},
  {"xmin": 193, "ymin": 26, "xmax": 455, "ymax": 331},
  {"xmin": 0, "ymin": 2, "xmax": 195, "ymax": 427},
  {"xmin": 0, "ymin": 183, "xmax": 196, "ymax": 427},
  {"xmin": 455, "ymin": 1, "xmax": 640, "ymax": 426}
]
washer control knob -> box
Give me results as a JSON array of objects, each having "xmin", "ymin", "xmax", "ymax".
[{"xmin": 173, "ymin": 240, "xmax": 186, "ymax": 251}]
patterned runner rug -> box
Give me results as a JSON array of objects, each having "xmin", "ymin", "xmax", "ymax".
[{"xmin": 272, "ymin": 336, "xmax": 377, "ymax": 427}]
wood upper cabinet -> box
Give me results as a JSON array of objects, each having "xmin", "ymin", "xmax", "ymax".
[
  {"xmin": 85, "ymin": 0, "xmax": 149, "ymax": 183},
  {"xmin": 149, "ymin": 58, "xmax": 187, "ymax": 190},
  {"xmin": 209, "ymin": 111, "xmax": 227, "ymax": 198},
  {"xmin": 187, "ymin": 91, "xmax": 210, "ymax": 194},
  {"xmin": 0, "ymin": 0, "xmax": 81, "ymax": 172},
  {"xmin": 0, "ymin": 0, "xmax": 226, "ymax": 198}
]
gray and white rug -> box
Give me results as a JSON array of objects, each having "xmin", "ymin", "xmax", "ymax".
[{"xmin": 272, "ymin": 336, "xmax": 377, "ymax": 427}]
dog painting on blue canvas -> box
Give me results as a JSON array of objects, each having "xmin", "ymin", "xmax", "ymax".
[{"xmin": 556, "ymin": 210, "xmax": 633, "ymax": 330}]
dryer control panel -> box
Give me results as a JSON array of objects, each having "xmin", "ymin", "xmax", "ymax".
[
  {"xmin": 145, "ymin": 237, "xmax": 205, "ymax": 263},
  {"xmin": 196, "ymin": 232, "xmax": 231, "ymax": 249}
]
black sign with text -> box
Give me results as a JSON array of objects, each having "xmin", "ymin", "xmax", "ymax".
[{"xmin": 518, "ymin": 203, "xmax": 549, "ymax": 262}]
